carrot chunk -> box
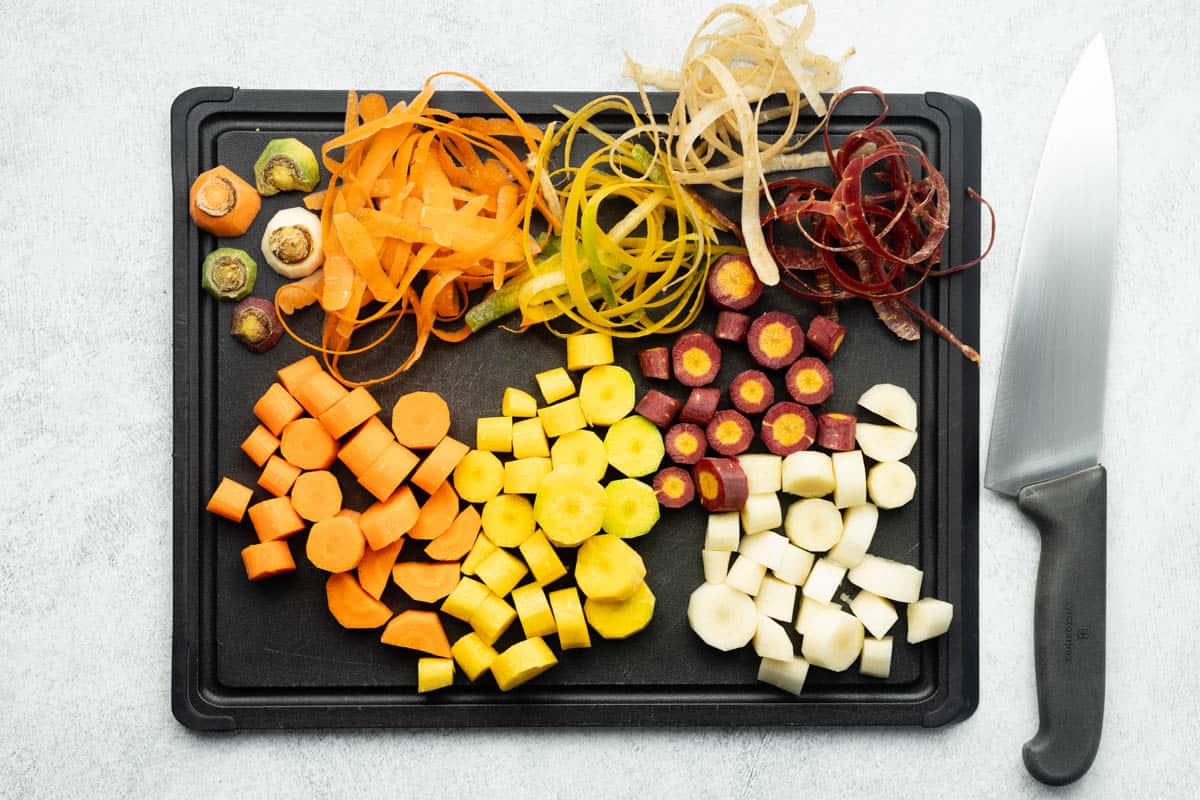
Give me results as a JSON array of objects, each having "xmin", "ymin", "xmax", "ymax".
[
  {"xmin": 277, "ymin": 355, "xmax": 323, "ymax": 395},
  {"xmin": 253, "ymin": 382, "xmax": 304, "ymax": 436},
  {"xmin": 392, "ymin": 561, "xmax": 462, "ymax": 603},
  {"xmin": 380, "ymin": 609, "xmax": 452, "ymax": 657},
  {"xmin": 357, "ymin": 537, "xmax": 405, "ymax": 599},
  {"xmin": 326, "ymin": 572, "xmax": 392, "ymax": 629},
  {"xmin": 306, "ymin": 515, "xmax": 366, "ymax": 572},
  {"xmin": 247, "ymin": 496, "xmax": 306, "ymax": 542},
  {"xmin": 292, "ymin": 370, "xmax": 350, "ymax": 417},
  {"xmin": 391, "ymin": 391, "xmax": 451, "ymax": 449},
  {"xmin": 279, "ymin": 417, "xmax": 338, "ymax": 470},
  {"xmin": 257, "ymin": 454, "xmax": 302, "ymax": 497},
  {"xmin": 410, "ymin": 436, "xmax": 470, "ymax": 494},
  {"xmin": 205, "ymin": 477, "xmax": 253, "ymax": 522},
  {"xmin": 425, "ymin": 505, "xmax": 481, "ymax": 561},
  {"xmin": 290, "ymin": 470, "xmax": 342, "ymax": 522},
  {"xmin": 240, "ymin": 425, "xmax": 280, "ymax": 468},
  {"xmin": 410, "ymin": 481, "xmax": 459, "ymax": 540},
  {"xmin": 241, "ymin": 540, "xmax": 295, "ymax": 581},
  {"xmin": 358, "ymin": 441, "xmax": 420, "ymax": 502},
  {"xmin": 360, "ymin": 485, "xmax": 419, "ymax": 550},
  {"xmin": 338, "ymin": 416, "xmax": 396, "ymax": 477},
  {"xmin": 318, "ymin": 386, "xmax": 382, "ymax": 439},
  {"xmin": 189, "ymin": 165, "xmax": 261, "ymax": 237}
]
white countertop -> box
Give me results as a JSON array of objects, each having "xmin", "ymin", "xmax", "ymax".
[{"xmin": 2, "ymin": 1, "xmax": 1198, "ymax": 797}]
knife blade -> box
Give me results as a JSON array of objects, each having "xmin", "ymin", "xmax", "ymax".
[{"xmin": 984, "ymin": 36, "xmax": 1117, "ymax": 786}]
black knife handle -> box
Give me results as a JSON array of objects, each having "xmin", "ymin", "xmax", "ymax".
[{"xmin": 1016, "ymin": 464, "xmax": 1106, "ymax": 786}]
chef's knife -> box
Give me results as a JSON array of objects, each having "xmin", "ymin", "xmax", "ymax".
[{"xmin": 984, "ymin": 35, "xmax": 1116, "ymax": 786}]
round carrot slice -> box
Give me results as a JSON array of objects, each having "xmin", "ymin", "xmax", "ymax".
[
  {"xmin": 290, "ymin": 470, "xmax": 343, "ymax": 522},
  {"xmin": 307, "ymin": 516, "xmax": 366, "ymax": 572},
  {"xmin": 391, "ymin": 391, "xmax": 451, "ymax": 449}
]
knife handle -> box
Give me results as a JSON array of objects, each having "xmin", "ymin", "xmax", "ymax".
[{"xmin": 1016, "ymin": 464, "xmax": 1106, "ymax": 786}]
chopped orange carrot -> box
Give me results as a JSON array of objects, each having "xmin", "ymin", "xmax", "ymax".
[
  {"xmin": 410, "ymin": 436, "xmax": 470, "ymax": 494},
  {"xmin": 292, "ymin": 370, "xmax": 350, "ymax": 417},
  {"xmin": 241, "ymin": 424, "xmax": 280, "ymax": 467},
  {"xmin": 380, "ymin": 609, "xmax": 452, "ymax": 656},
  {"xmin": 277, "ymin": 355, "xmax": 323, "ymax": 395},
  {"xmin": 253, "ymin": 383, "xmax": 304, "ymax": 437},
  {"xmin": 392, "ymin": 561, "xmax": 462, "ymax": 603},
  {"xmin": 318, "ymin": 386, "xmax": 382, "ymax": 439},
  {"xmin": 409, "ymin": 480, "xmax": 460, "ymax": 540},
  {"xmin": 391, "ymin": 391, "xmax": 451, "ymax": 449},
  {"xmin": 357, "ymin": 537, "xmax": 405, "ymax": 599},
  {"xmin": 360, "ymin": 485, "xmax": 419, "ymax": 550},
  {"xmin": 306, "ymin": 515, "xmax": 366, "ymax": 572},
  {"xmin": 290, "ymin": 470, "xmax": 343, "ymax": 522},
  {"xmin": 358, "ymin": 441, "xmax": 420, "ymax": 502},
  {"xmin": 257, "ymin": 454, "xmax": 302, "ymax": 497},
  {"xmin": 326, "ymin": 572, "xmax": 393, "ymax": 629},
  {"xmin": 279, "ymin": 417, "xmax": 338, "ymax": 470},
  {"xmin": 247, "ymin": 496, "xmax": 306, "ymax": 542},
  {"xmin": 338, "ymin": 416, "xmax": 396, "ymax": 477},
  {"xmin": 241, "ymin": 540, "xmax": 295, "ymax": 581},
  {"xmin": 189, "ymin": 165, "xmax": 261, "ymax": 237},
  {"xmin": 205, "ymin": 477, "xmax": 253, "ymax": 522},
  {"xmin": 425, "ymin": 505, "xmax": 481, "ymax": 561}
]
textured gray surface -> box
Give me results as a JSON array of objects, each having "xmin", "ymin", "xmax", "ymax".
[{"xmin": 2, "ymin": 0, "xmax": 1198, "ymax": 797}]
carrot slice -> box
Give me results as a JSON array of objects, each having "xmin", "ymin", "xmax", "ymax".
[
  {"xmin": 360, "ymin": 485, "xmax": 419, "ymax": 550},
  {"xmin": 380, "ymin": 609, "xmax": 452, "ymax": 656},
  {"xmin": 279, "ymin": 418, "xmax": 338, "ymax": 470},
  {"xmin": 410, "ymin": 480, "xmax": 460, "ymax": 540},
  {"xmin": 292, "ymin": 369, "xmax": 350, "ymax": 417},
  {"xmin": 307, "ymin": 515, "xmax": 366, "ymax": 572},
  {"xmin": 205, "ymin": 477, "xmax": 253, "ymax": 522},
  {"xmin": 277, "ymin": 355, "xmax": 323, "ymax": 395},
  {"xmin": 392, "ymin": 561, "xmax": 461, "ymax": 603},
  {"xmin": 240, "ymin": 424, "xmax": 280, "ymax": 468},
  {"xmin": 318, "ymin": 386, "xmax": 382, "ymax": 439},
  {"xmin": 189, "ymin": 165, "xmax": 261, "ymax": 237},
  {"xmin": 257, "ymin": 454, "xmax": 302, "ymax": 497},
  {"xmin": 410, "ymin": 436, "xmax": 470, "ymax": 494},
  {"xmin": 326, "ymin": 572, "xmax": 392, "ymax": 629},
  {"xmin": 241, "ymin": 540, "xmax": 295, "ymax": 581},
  {"xmin": 253, "ymin": 383, "xmax": 304, "ymax": 436},
  {"xmin": 357, "ymin": 537, "xmax": 405, "ymax": 599},
  {"xmin": 247, "ymin": 496, "xmax": 306, "ymax": 542},
  {"xmin": 358, "ymin": 441, "xmax": 420, "ymax": 502},
  {"xmin": 290, "ymin": 470, "xmax": 343, "ymax": 522},
  {"xmin": 390, "ymin": 391, "xmax": 451, "ymax": 449},
  {"xmin": 425, "ymin": 505, "xmax": 481, "ymax": 561},
  {"xmin": 338, "ymin": 416, "xmax": 396, "ymax": 477}
]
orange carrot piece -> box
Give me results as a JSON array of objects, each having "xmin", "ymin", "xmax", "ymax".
[
  {"xmin": 247, "ymin": 496, "xmax": 306, "ymax": 542},
  {"xmin": 409, "ymin": 480, "xmax": 460, "ymax": 540},
  {"xmin": 380, "ymin": 609, "xmax": 452, "ymax": 656},
  {"xmin": 360, "ymin": 485, "xmax": 419, "ymax": 550},
  {"xmin": 358, "ymin": 537, "xmax": 405, "ymax": 599},
  {"xmin": 307, "ymin": 515, "xmax": 366, "ymax": 572},
  {"xmin": 326, "ymin": 572, "xmax": 393, "ymax": 629},
  {"xmin": 290, "ymin": 470, "xmax": 343, "ymax": 522},
  {"xmin": 318, "ymin": 386, "xmax": 382, "ymax": 439},
  {"xmin": 292, "ymin": 370, "xmax": 350, "ymax": 417},
  {"xmin": 338, "ymin": 416, "xmax": 396, "ymax": 477},
  {"xmin": 279, "ymin": 417, "xmax": 338, "ymax": 470},
  {"xmin": 391, "ymin": 561, "xmax": 462, "ymax": 603},
  {"xmin": 257, "ymin": 454, "xmax": 302, "ymax": 497},
  {"xmin": 358, "ymin": 441, "xmax": 420, "ymax": 503},
  {"xmin": 337, "ymin": 508, "xmax": 361, "ymax": 522},
  {"xmin": 253, "ymin": 383, "xmax": 304, "ymax": 437},
  {"xmin": 410, "ymin": 436, "xmax": 470, "ymax": 494},
  {"xmin": 241, "ymin": 540, "xmax": 295, "ymax": 581},
  {"xmin": 390, "ymin": 391, "xmax": 451, "ymax": 449},
  {"xmin": 278, "ymin": 355, "xmax": 323, "ymax": 395},
  {"xmin": 241, "ymin": 424, "xmax": 280, "ymax": 468},
  {"xmin": 205, "ymin": 477, "xmax": 253, "ymax": 523},
  {"xmin": 425, "ymin": 505, "xmax": 481, "ymax": 561},
  {"xmin": 189, "ymin": 165, "xmax": 261, "ymax": 237}
]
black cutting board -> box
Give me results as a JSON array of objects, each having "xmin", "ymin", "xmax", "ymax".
[{"xmin": 171, "ymin": 87, "xmax": 980, "ymax": 729}]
